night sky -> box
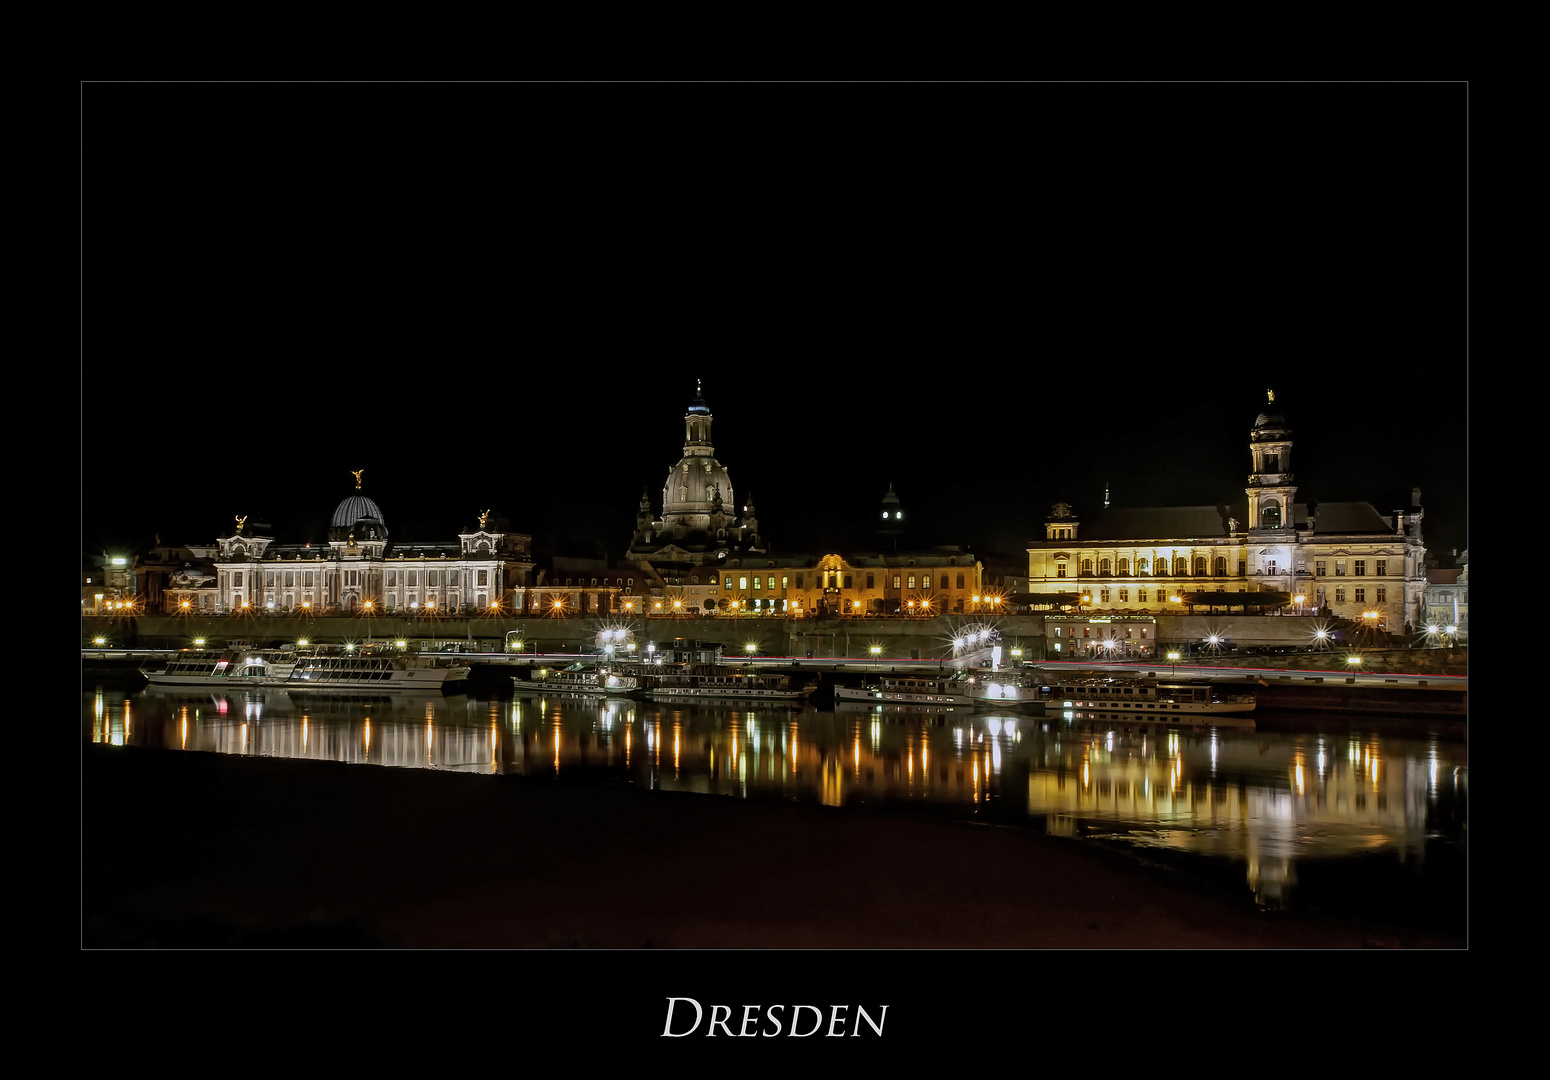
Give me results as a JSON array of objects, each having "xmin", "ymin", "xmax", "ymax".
[{"xmin": 81, "ymin": 83, "xmax": 1467, "ymax": 567}]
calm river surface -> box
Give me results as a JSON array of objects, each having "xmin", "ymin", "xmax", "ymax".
[{"xmin": 85, "ymin": 682, "xmax": 1468, "ymax": 935}]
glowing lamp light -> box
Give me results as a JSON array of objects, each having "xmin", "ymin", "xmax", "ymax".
[
  {"xmin": 93, "ymin": 636, "xmax": 106, "ymax": 646},
  {"xmin": 870, "ymin": 645, "xmax": 882, "ymax": 655}
]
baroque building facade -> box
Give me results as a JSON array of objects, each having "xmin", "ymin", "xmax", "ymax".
[
  {"xmin": 623, "ymin": 389, "xmax": 984, "ymax": 617},
  {"xmin": 204, "ymin": 478, "xmax": 536, "ymax": 615},
  {"xmin": 1026, "ymin": 398, "xmax": 1430, "ymax": 632}
]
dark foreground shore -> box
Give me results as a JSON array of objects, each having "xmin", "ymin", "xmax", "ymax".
[{"xmin": 82, "ymin": 744, "xmax": 1463, "ymax": 949}]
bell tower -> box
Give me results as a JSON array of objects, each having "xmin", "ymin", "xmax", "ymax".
[{"xmin": 1246, "ymin": 390, "xmax": 1297, "ymax": 534}]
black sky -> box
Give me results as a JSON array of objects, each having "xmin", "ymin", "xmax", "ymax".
[{"xmin": 82, "ymin": 82, "xmax": 1468, "ymax": 565}]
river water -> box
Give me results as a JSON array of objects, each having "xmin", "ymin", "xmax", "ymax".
[{"xmin": 84, "ymin": 681, "xmax": 1468, "ymax": 937}]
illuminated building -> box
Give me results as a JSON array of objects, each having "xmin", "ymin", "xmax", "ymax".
[
  {"xmin": 626, "ymin": 382, "xmax": 765, "ymax": 589},
  {"xmin": 1026, "ymin": 397, "xmax": 1430, "ymax": 631},
  {"xmin": 208, "ymin": 477, "xmax": 535, "ymax": 615},
  {"xmin": 624, "ymin": 386, "xmax": 982, "ymax": 616}
]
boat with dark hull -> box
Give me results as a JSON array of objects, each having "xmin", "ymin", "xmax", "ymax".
[
  {"xmin": 969, "ymin": 670, "xmax": 1256, "ymax": 716},
  {"xmin": 511, "ymin": 663, "xmax": 639, "ymax": 696},
  {"xmin": 635, "ymin": 664, "xmax": 815, "ymax": 702}
]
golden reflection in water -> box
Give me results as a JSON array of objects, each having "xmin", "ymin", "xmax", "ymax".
[
  {"xmin": 241, "ymin": 722, "xmax": 247, "ymax": 754},
  {"xmin": 491, "ymin": 721, "xmax": 498, "ymax": 772},
  {"xmin": 124, "ymin": 700, "xmax": 131, "ymax": 743},
  {"xmin": 364, "ymin": 718, "xmax": 371, "ymax": 755},
  {"xmin": 973, "ymin": 757, "xmax": 980, "ymax": 803},
  {"xmin": 625, "ymin": 723, "xmax": 631, "ymax": 768},
  {"xmin": 673, "ymin": 721, "xmax": 681, "ymax": 778},
  {"xmin": 303, "ymin": 715, "xmax": 308, "ymax": 753},
  {"xmin": 1293, "ymin": 752, "xmax": 1306, "ymax": 796},
  {"xmin": 554, "ymin": 724, "xmax": 561, "ymax": 773},
  {"xmin": 853, "ymin": 734, "xmax": 861, "ymax": 778},
  {"xmin": 180, "ymin": 708, "xmax": 187, "ymax": 750}
]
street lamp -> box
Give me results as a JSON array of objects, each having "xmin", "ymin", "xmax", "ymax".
[{"xmin": 1167, "ymin": 650, "xmax": 1180, "ymax": 676}]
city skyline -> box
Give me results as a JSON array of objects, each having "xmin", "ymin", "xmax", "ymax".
[{"xmin": 82, "ymin": 83, "xmax": 1467, "ymax": 561}]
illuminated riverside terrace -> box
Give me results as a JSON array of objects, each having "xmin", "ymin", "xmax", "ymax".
[{"xmin": 85, "ymin": 682, "xmax": 1467, "ymax": 945}]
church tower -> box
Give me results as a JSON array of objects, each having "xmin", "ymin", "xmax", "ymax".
[
  {"xmin": 1246, "ymin": 391, "xmax": 1298, "ymax": 533},
  {"xmin": 878, "ymin": 484, "xmax": 904, "ymax": 551}
]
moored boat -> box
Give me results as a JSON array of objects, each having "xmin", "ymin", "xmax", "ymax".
[
  {"xmin": 141, "ymin": 645, "xmax": 470, "ymax": 692},
  {"xmin": 511, "ymin": 663, "xmax": 639, "ymax": 696},
  {"xmin": 965, "ymin": 669, "xmax": 1256, "ymax": 716},
  {"xmin": 833, "ymin": 673, "xmax": 972, "ymax": 707},
  {"xmin": 635, "ymin": 663, "xmax": 815, "ymax": 702}
]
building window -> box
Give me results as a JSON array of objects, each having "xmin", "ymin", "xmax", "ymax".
[
  {"xmin": 753, "ymin": 577, "xmax": 762, "ymax": 591},
  {"xmin": 956, "ymin": 573, "xmax": 964, "ymax": 589},
  {"xmin": 1214, "ymin": 556, "xmax": 1227, "ymax": 576},
  {"xmin": 1376, "ymin": 559, "xmax": 1388, "ymax": 576},
  {"xmin": 1376, "ymin": 587, "xmax": 1387, "ymax": 603},
  {"xmin": 1194, "ymin": 557, "xmax": 1207, "ymax": 576},
  {"xmin": 1100, "ymin": 558, "xmax": 1111, "ymax": 574},
  {"xmin": 409, "ymin": 571, "xmax": 418, "ymax": 586},
  {"xmin": 725, "ymin": 577, "xmax": 733, "ymax": 590},
  {"xmin": 1335, "ymin": 587, "xmax": 1346, "ymax": 603},
  {"xmin": 284, "ymin": 571, "xmax": 294, "ymax": 587},
  {"xmin": 1336, "ymin": 561, "xmax": 1346, "ymax": 577},
  {"xmin": 1082, "ymin": 559, "xmax": 1093, "ymax": 574},
  {"xmin": 891, "ymin": 575, "xmax": 901, "ymax": 589},
  {"xmin": 1118, "ymin": 558, "xmax": 1130, "ymax": 575},
  {"xmin": 1057, "ymin": 565, "xmax": 1067, "ymax": 578},
  {"xmin": 1176, "ymin": 557, "xmax": 1188, "ymax": 575},
  {"xmin": 1139, "ymin": 589, "xmax": 1147, "ymax": 603},
  {"xmin": 1100, "ymin": 589, "xmax": 1110, "ymax": 602},
  {"xmin": 1119, "ymin": 589, "xmax": 1128, "ymax": 602},
  {"xmin": 428, "ymin": 570, "xmax": 439, "ymax": 586},
  {"xmin": 907, "ymin": 575, "xmax": 916, "ymax": 590},
  {"xmin": 234, "ymin": 572, "xmax": 243, "ymax": 587},
  {"xmin": 1355, "ymin": 588, "xmax": 1366, "ymax": 604},
  {"xmin": 478, "ymin": 570, "xmax": 488, "ymax": 586},
  {"xmin": 781, "ymin": 576, "xmax": 788, "ymax": 590},
  {"xmin": 739, "ymin": 576, "xmax": 748, "ymax": 590},
  {"xmin": 1316, "ymin": 561, "xmax": 1326, "ymax": 577},
  {"xmin": 1355, "ymin": 560, "xmax": 1367, "ymax": 576}
]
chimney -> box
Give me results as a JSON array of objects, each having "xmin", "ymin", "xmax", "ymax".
[{"xmin": 1411, "ymin": 487, "xmax": 1422, "ymax": 508}]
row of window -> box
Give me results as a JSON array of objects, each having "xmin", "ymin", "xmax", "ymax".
[
  {"xmin": 1057, "ymin": 557, "xmax": 1395, "ymax": 578},
  {"xmin": 1316, "ymin": 560, "xmax": 1388, "ymax": 576},
  {"xmin": 225, "ymin": 570, "xmax": 493, "ymax": 589}
]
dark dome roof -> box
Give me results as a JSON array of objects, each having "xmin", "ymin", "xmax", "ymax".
[{"xmin": 331, "ymin": 494, "xmax": 387, "ymax": 534}]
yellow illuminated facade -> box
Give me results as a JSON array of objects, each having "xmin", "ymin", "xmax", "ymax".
[{"xmin": 1026, "ymin": 402, "xmax": 1429, "ymax": 631}]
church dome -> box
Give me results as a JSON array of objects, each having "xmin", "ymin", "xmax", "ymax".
[
  {"xmin": 662, "ymin": 458, "xmax": 734, "ymax": 518},
  {"xmin": 331, "ymin": 494, "xmax": 387, "ymax": 536}
]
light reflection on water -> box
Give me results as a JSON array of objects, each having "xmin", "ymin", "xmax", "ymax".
[{"xmin": 86, "ymin": 685, "xmax": 1466, "ymax": 925}]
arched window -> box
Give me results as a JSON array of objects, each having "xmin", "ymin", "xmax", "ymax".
[
  {"xmin": 1194, "ymin": 556, "xmax": 1207, "ymax": 576},
  {"xmin": 1213, "ymin": 556, "xmax": 1227, "ymax": 576},
  {"xmin": 1175, "ymin": 557, "xmax": 1188, "ymax": 576},
  {"xmin": 1261, "ymin": 501, "xmax": 1281, "ymax": 529},
  {"xmin": 956, "ymin": 573, "xmax": 965, "ymax": 589},
  {"xmin": 1100, "ymin": 558, "xmax": 1112, "ymax": 574},
  {"xmin": 1081, "ymin": 558, "xmax": 1093, "ymax": 574},
  {"xmin": 1137, "ymin": 558, "xmax": 1149, "ymax": 575},
  {"xmin": 1118, "ymin": 558, "xmax": 1130, "ymax": 575}
]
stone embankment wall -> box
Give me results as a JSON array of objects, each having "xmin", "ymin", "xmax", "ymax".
[{"xmin": 83, "ymin": 613, "xmax": 1467, "ymax": 676}]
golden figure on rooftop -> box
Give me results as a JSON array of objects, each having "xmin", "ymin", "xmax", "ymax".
[
  {"xmin": 478, "ymin": 509, "xmax": 491, "ymax": 529},
  {"xmin": 235, "ymin": 514, "xmax": 247, "ymax": 533},
  {"xmin": 351, "ymin": 469, "xmax": 364, "ymax": 490}
]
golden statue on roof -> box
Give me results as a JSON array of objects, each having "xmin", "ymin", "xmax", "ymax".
[
  {"xmin": 1267, "ymin": 389, "xmax": 1275, "ymax": 403},
  {"xmin": 235, "ymin": 514, "xmax": 247, "ymax": 533},
  {"xmin": 478, "ymin": 509, "xmax": 491, "ymax": 529},
  {"xmin": 351, "ymin": 469, "xmax": 364, "ymax": 490}
]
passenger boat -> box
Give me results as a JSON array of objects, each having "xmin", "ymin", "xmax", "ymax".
[
  {"xmin": 635, "ymin": 664, "xmax": 815, "ymax": 702},
  {"xmin": 833, "ymin": 673, "xmax": 972, "ymax": 707},
  {"xmin": 1028, "ymin": 674, "xmax": 1256, "ymax": 716},
  {"xmin": 965, "ymin": 670, "xmax": 1255, "ymax": 716},
  {"xmin": 141, "ymin": 645, "xmax": 471, "ymax": 692},
  {"xmin": 511, "ymin": 663, "xmax": 639, "ymax": 696}
]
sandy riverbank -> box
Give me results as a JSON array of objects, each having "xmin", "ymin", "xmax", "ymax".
[{"xmin": 81, "ymin": 744, "xmax": 1462, "ymax": 949}]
